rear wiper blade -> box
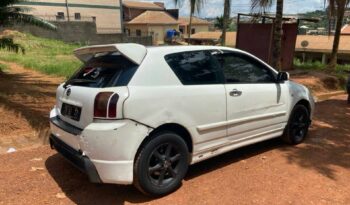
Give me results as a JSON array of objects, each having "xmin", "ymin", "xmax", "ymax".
[{"xmin": 64, "ymin": 79, "xmax": 96, "ymax": 88}]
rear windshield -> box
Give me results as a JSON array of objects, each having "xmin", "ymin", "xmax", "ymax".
[{"xmin": 65, "ymin": 52, "xmax": 138, "ymax": 88}]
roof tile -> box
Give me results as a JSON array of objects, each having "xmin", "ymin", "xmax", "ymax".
[
  {"xmin": 123, "ymin": 1, "xmax": 164, "ymax": 10},
  {"xmin": 126, "ymin": 10, "xmax": 178, "ymax": 25},
  {"xmin": 341, "ymin": 24, "xmax": 350, "ymax": 35}
]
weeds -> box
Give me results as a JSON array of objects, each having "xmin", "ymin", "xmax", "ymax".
[
  {"xmin": 0, "ymin": 31, "xmax": 82, "ymax": 78},
  {"xmin": 0, "ymin": 63, "xmax": 9, "ymax": 72}
]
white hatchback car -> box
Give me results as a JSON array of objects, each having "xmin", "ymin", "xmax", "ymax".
[{"xmin": 50, "ymin": 43, "xmax": 314, "ymax": 196}]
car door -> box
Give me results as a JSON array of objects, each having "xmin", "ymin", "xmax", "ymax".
[
  {"xmin": 215, "ymin": 50, "xmax": 289, "ymax": 142},
  {"xmin": 136, "ymin": 50, "xmax": 228, "ymax": 154}
]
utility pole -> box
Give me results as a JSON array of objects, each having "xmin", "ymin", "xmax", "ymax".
[{"xmin": 65, "ymin": 0, "xmax": 70, "ymax": 21}]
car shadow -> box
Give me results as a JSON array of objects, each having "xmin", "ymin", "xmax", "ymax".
[
  {"xmin": 0, "ymin": 71, "xmax": 59, "ymax": 144},
  {"xmin": 278, "ymin": 98, "xmax": 350, "ymax": 180},
  {"xmin": 45, "ymin": 154, "xmax": 153, "ymax": 204},
  {"xmin": 45, "ymin": 137, "xmax": 284, "ymax": 205}
]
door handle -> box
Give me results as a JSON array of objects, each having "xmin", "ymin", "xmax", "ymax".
[{"xmin": 229, "ymin": 89, "xmax": 242, "ymax": 97}]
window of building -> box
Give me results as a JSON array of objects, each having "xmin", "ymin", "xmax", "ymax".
[
  {"xmin": 56, "ymin": 12, "xmax": 65, "ymax": 20},
  {"xmin": 74, "ymin": 13, "xmax": 81, "ymax": 20},
  {"xmin": 214, "ymin": 52, "xmax": 276, "ymax": 84},
  {"xmin": 136, "ymin": 29, "xmax": 142, "ymax": 37},
  {"xmin": 124, "ymin": 28, "xmax": 130, "ymax": 36},
  {"xmin": 191, "ymin": 28, "xmax": 196, "ymax": 34},
  {"xmin": 164, "ymin": 51, "xmax": 224, "ymax": 85},
  {"xmin": 179, "ymin": 28, "xmax": 184, "ymax": 34}
]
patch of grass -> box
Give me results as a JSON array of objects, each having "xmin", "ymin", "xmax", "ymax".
[
  {"xmin": 0, "ymin": 31, "xmax": 82, "ymax": 78},
  {"xmin": 294, "ymin": 58, "xmax": 350, "ymax": 73},
  {"xmin": 294, "ymin": 58, "xmax": 349, "ymax": 89},
  {"xmin": 0, "ymin": 63, "xmax": 9, "ymax": 72},
  {"xmin": 294, "ymin": 58, "xmax": 325, "ymax": 70}
]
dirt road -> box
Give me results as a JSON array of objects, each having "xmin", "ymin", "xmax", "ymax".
[
  {"xmin": 0, "ymin": 62, "xmax": 349, "ymax": 204},
  {"xmin": 0, "ymin": 94, "xmax": 349, "ymax": 205},
  {"xmin": 0, "ymin": 61, "xmax": 63, "ymax": 153}
]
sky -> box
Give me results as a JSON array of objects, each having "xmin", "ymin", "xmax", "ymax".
[{"xmin": 138, "ymin": 0, "xmax": 326, "ymax": 18}]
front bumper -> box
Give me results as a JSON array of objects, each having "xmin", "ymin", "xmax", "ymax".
[{"xmin": 49, "ymin": 134, "xmax": 102, "ymax": 183}]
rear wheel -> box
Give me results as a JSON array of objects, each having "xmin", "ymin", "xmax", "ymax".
[
  {"xmin": 134, "ymin": 132, "xmax": 189, "ymax": 196},
  {"xmin": 282, "ymin": 104, "xmax": 310, "ymax": 145}
]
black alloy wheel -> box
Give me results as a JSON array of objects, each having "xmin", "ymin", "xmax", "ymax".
[
  {"xmin": 134, "ymin": 132, "xmax": 189, "ymax": 196},
  {"xmin": 282, "ymin": 104, "xmax": 310, "ymax": 145}
]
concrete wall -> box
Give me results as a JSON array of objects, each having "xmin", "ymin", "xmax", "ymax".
[
  {"xmin": 192, "ymin": 25, "xmax": 210, "ymax": 34},
  {"xmin": 180, "ymin": 24, "xmax": 210, "ymax": 35},
  {"xmin": 125, "ymin": 24, "xmax": 149, "ymax": 36},
  {"xmin": 1, "ymin": 22, "xmax": 152, "ymax": 46}
]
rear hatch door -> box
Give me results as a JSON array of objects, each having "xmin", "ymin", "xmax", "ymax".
[{"xmin": 55, "ymin": 44, "xmax": 146, "ymax": 129}]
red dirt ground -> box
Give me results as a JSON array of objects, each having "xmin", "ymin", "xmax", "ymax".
[
  {"xmin": 0, "ymin": 64, "xmax": 350, "ymax": 205},
  {"xmin": 0, "ymin": 95, "xmax": 349, "ymax": 204},
  {"xmin": 0, "ymin": 61, "xmax": 63, "ymax": 153},
  {"xmin": 0, "ymin": 62, "xmax": 349, "ymax": 204}
]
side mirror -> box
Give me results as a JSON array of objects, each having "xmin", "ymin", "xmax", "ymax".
[{"xmin": 277, "ymin": 72, "xmax": 289, "ymax": 83}]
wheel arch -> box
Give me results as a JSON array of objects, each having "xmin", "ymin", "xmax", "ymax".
[
  {"xmin": 295, "ymin": 99, "xmax": 311, "ymax": 115},
  {"xmin": 135, "ymin": 123, "xmax": 193, "ymax": 161}
]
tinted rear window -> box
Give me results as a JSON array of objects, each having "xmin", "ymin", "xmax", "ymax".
[
  {"xmin": 164, "ymin": 51, "xmax": 224, "ymax": 85},
  {"xmin": 66, "ymin": 52, "xmax": 138, "ymax": 88}
]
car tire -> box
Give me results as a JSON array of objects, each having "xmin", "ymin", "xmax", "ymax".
[
  {"xmin": 133, "ymin": 131, "xmax": 189, "ymax": 196},
  {"xmin": 282, "ymin": 104, "xmax": 311, "ymax": 145}
]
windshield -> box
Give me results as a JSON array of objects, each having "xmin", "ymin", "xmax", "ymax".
[{"xmin": 65, "ymin": 52, "xmax": 138, "ymax": 88}]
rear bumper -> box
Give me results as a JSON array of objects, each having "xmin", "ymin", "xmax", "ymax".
[
  {"xmin": 49, "ymin": 134, "xmax": 102, "ymax": 183},
  {"xmin": 49, "ymin": 109, "xmax": 152, "ymax": 185}
]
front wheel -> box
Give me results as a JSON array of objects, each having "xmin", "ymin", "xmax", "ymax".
[
  {"xmin": 282, "ymin": 104, "xmax": 311, "ymax": 145},
  {"xmin": 133, "ymin": 132, "xmax": 189, "ymax": 196}
]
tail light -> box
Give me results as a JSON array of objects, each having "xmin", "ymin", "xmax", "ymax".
[{"xmin": 94, "ymin": 92, "xmax": 119, "ymax": 119}]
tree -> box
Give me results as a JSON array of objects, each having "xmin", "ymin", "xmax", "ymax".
[
  {"xmin": 251, "ymin": 0, "xmax": 284, "ymax": 70},
  {"xmin": 325, "ymin": 0, "xmax": 350, "ymax": 71},
  {"xmin": 174, "ymin": 0, "xmax": 205, "ymax": 45},
  {"xmin": 214, "ymin": 16, "xmax": 225, "ymax": 30},
  {"xmin": 215, "ymin": 15, "xmax": 233, "ymax": 30},
  {"xmin": 0, "ymin": 0, "xmax": 56, "ymax": 53},
  {"xmin": 221, "ymin": 0, "xmax": 231, "ymax": 46}
]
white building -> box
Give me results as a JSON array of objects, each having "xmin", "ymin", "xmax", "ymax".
[{"xmin": 18, "ymin": 0, "xmax": 123, "ymax": 34}]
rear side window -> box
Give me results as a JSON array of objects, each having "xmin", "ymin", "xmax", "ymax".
[
  {"xmin": 164, "ymin": 51, "xmax": 224, "ymax": 85},
  {"xmin": 66, "ymin": 52, "xmax": 138, "ymax": 88}
]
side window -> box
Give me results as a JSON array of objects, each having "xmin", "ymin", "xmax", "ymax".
[
  {"xmin": 216, "ymin": 52, "xmax": 276, "ymax": 83},
  {"xmin": 164, "ymin": 51, "xmax": 224, "ymax": 85},
  {"xmin": 136, "ymin": 29, "xmax": 142, "ymax": 36},
  {"xmin": 74, "ymin": 13, "xmax": 81, "ymax": 20},
  {"xmin": 56, "ymin": 12, "xmax": 65, "ymax": 20}
]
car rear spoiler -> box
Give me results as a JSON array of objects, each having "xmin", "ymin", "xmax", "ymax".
[{"xmin": 73, "ymin": 43, "xmax": 147, "ymax": 65}]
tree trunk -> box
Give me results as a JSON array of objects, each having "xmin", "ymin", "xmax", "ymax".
[
  {"xmin": 271, "ymin": 0, "xmax": 284, "ymax": 70},
  {"xmin": 328, "ymin": 1, "xmax": 345, "ymax": 71},
  {"xmin": 65, "ymin": 0, "xmax": 70, "ymax": 22},
  {"xmin": 188, "ymin": 12, "xmax": 193, "ymax": 45},
  {"xmin": 222, "ymin": 0, "xmax": 230, "ymax": 46}
]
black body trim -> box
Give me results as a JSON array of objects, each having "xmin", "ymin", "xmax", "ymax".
[
  {"xmin": 50, "ymin": 116, "xmax": 83, "ymax": 135},
  {"xmin": 49, "ymin": 134, "xmax": 102, "ymax": 183}
]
